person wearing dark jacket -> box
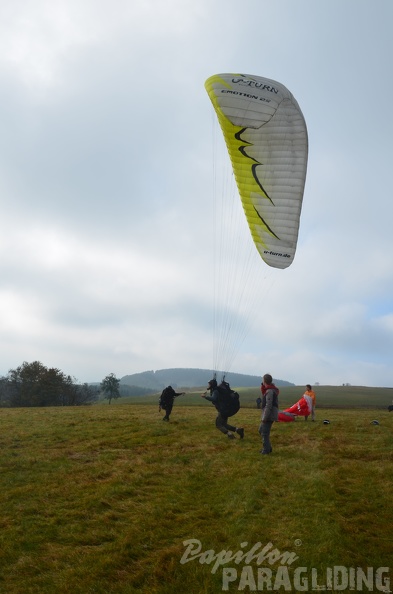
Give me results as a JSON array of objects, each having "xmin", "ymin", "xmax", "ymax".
[
  {"xmin": 159, "ymin": 386, "xmax": 185, "ymax": 421},
  {"xmin": 259, "ymin": 373, "xmax": 279, "ymax": 455},
  {"xmin": 201, "ymin": 379, "xmax": 244, "ymax": 440}
]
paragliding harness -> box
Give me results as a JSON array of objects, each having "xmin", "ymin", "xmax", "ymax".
[
  {"xmin": 159, "ymin": 386, "xmax": 174, "ymax": 411},
  {"xmin": 217, "ymin": 380, "xmax": 240, "ymax": 418}
]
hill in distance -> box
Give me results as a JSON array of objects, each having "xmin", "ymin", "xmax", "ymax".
[{"xmin": 120, "ymin": 368, "xmax": 294, "ymax": 391}]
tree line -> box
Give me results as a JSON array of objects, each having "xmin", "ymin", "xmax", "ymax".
[{"xmin": 0, "ymin": 361, "xmax": 100, "ymax": 407}]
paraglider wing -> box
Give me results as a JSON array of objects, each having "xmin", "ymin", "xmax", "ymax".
[
  {"xmin": 205, "ymin": 73, "xmax": 308, "ymax": 269},
  {"xmin": 278, "ymin": 411, "xmax": 296, "ymax": 422},
  {"xmin": 278, "ymin": 395, "xmax": 313, "ymax": 422},
  {"xmin": 285, "ymin": 395, "xmax": 313, "ymax": 417}
]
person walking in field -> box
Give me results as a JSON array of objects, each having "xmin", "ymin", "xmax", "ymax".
[
  {"xmin": 304, "ymin": 384, "xmax": 316, "ymax": 421},
  {"xmin": 159, "ymin": 386, "xmax": 185, "ymax": 421},
  {"xmin": 259, "ymin": 373, "xmax": 279, "ymax": 455},
  {"xmin": 201, "ymin": 378, "xmax": 244, "ymax": 440}
]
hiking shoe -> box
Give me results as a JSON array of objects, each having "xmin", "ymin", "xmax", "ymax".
[
  {"xmin": 237, "ymin": 428, "xmax": 244, "ymax": 439},
  {"xmin": 227, "ymin": 433, "xmax": 236, "ymax": 439}
]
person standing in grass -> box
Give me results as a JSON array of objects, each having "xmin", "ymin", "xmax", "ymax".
[
  {"xmin": 159, "ymin": 386, "xmax": 185, "ymax": 421},
  {"xmin": 201, "ymin": 378, "xmax": 244, "ymax": 440},
  {"xmin": 259, "ymin": 373, "xmax": 279, "ymax": 455},
  {"xmin": 304, "ymin": 384, "xmax": 316, "ymax": 421}
]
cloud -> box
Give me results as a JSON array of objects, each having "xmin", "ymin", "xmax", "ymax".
[{"xmin": 0, "ymin": 0, "xmax": 393, "ymax": 387}]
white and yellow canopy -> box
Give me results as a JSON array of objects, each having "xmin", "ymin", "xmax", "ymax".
[{"xmin": 205, "ymin": 73, "xmax": 308, "ymax": 269}]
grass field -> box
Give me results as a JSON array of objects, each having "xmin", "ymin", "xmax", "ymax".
[
  {"xmin": 125, "ymin": 385, "xmax": 393, "ymax": 409},
  {"xmin": 0, "ymin": 393, "xmax": 392, "ymax": 593}
]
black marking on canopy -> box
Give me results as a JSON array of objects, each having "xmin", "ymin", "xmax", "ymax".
[
  {"xmin": 253, "ymin": 206, "xmax": 280, "ymax": 240},
  {"xmin": 235, "ymin": 128, "xmax": 272, "ymax": 203},
  {"xmin": 251, "ymin": 164, "xmax": 272, "ymax": 203},
  {"xmin": 235, "ymin": 128, "xmax": 251, "ymax": 144}
]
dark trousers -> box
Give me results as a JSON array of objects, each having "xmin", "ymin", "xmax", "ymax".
[
  {"xmin": 216, "ymin": 413, "xmax": 236, "ymax": 435},
  {"xmin": 163, "ymin": 402, "xmax": 174, "ymax": 419},
  {"xmin": 259, "ymin": 421, "xmax": 273, "ymax": 453}
]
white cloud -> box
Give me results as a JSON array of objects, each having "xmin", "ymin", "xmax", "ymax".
[{"xmin": 0, "ymin": 0, "xmax": 393, "ymax": 387}]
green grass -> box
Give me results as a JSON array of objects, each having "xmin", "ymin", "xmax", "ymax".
[
  {"xmin": 0, "ymin": 401, "xmax": 392, "ymax": 593},
  {"xmin": 120, "ymin": 384, "xmax": 393, "ymax": 409}
]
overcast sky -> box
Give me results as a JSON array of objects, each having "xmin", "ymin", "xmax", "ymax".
[{"xmin": 1, "ymin": 0, "xmax": 392, "ymax": 387}]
